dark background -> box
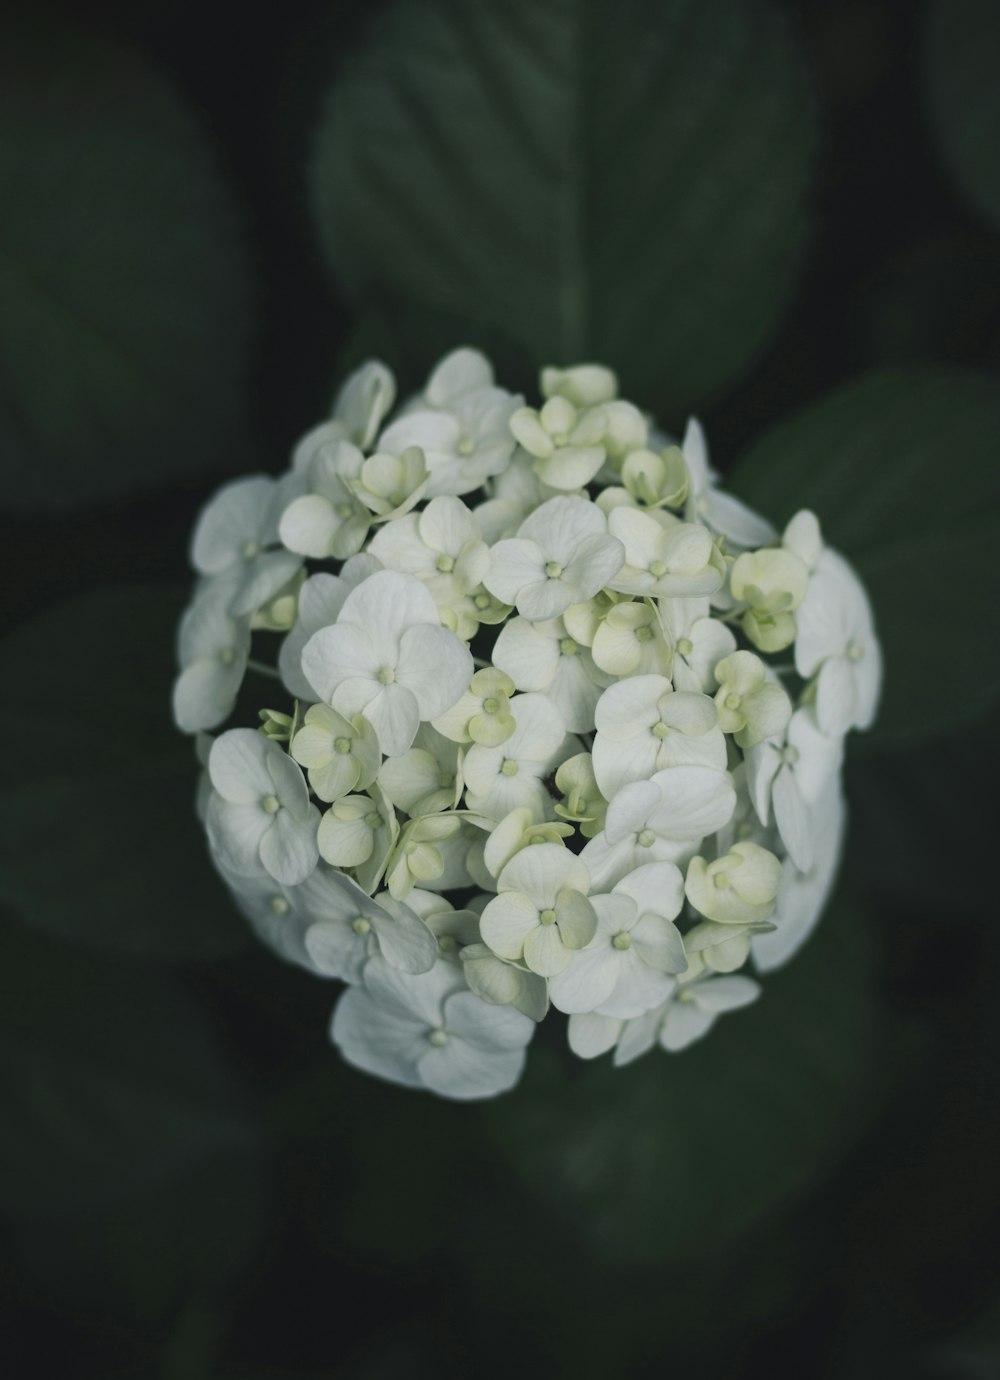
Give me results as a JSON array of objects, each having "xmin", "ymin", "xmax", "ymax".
[{"xmin": 1, "ymin": 0, "xmax": 999, "ymax": 1376}]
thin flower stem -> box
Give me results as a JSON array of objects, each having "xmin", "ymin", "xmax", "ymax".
[{"xmin": 247, "ymin": 658, "xmax": 282, "ymax": 681}]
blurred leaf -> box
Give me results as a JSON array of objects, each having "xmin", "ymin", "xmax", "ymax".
[
  {"xmin": 310, "ymin": 0, "xmax": 814, "ymax": 412},
  {"xmin": 0, "ymin": 921, "xmax": 265, "ymax": 1326},
  {"xmin": 729, "ymin": 369, "xmax": 1000, "ymax": 746},
  {"xmin": 924, "ymin": 0, "xmax": 1000, "ymax": 230},
  {"xmin": 486, "ymin": 888, "xmax": 877, "ymax": 1265},
  {"xmin": 857, "ymin": 238, "xmax": 1000, "ymax": 371},
  {"xmin": 0, "ymin": 23, "xmax": 254, "ymax": 511},
  {"xmin": 0, "ymin": 586, "xmax": 248, "ymax": 960},
  {"xmin": 846, "ymin": 710, "xmax": 999, "ymax": 914}
]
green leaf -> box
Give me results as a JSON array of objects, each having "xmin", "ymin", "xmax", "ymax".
[
  {"xmin": 924, "ymin": 0, "xmax": 1000, "ymax": 230},
  {"xmin": 0, "ymin": 585, "xmax": 249, "ymax": 961},
  {"xmin": 0, "ymin": 921, "xmax": 266, "ymax": 1325},
  {"xmin": 0, "ymin": 23, "xmax": 254, "ymax": 511},
  {"xmin": 486, "ymin": 889, "xmax": 877, "ymax": 1265},
  {"xmin": 310, "ymin": 0, "xmax": 814, "ymax": 413},
  {"xmin": 847, "ymin": 710, "xmax": 1000, "ymax": 913},
  {"xmin": 729, "ymin": 369, "xmax": 1000, "ymax": 746}
]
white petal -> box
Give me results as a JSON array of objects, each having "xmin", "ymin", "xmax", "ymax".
[
  {"xmin": 418, "ymin": 1037, "xmax": 526, "ymax": 1100},
  {"xmin": 444, "ymin": 989, "xmax": 534, "ymax": 1051},
  {"xmin": 567, "ymin": 1011, "xmax": 623, "ymax": 1059},
  {"xmin": 483, "ymin": 538, "xmax": 546, "ymax": 606},
  {"xmin": 492, "ymin": 618, "xmax": 559, "ymax": 690},
  {"xmin": 549, "ymin": 943, "xmax": 617, "ymax": 1013},
  {"xmin": 331, "ymin": 986, "xmax": 424, "ymax": 1089},
  {"xmin": 209, "ymin": 728, "xmax": 273, "ymax": 803},
  {"xmin": 191, "ymin": 476, "xmax": 272, "ymax": 573},
  {"xmin": 396, "ymin": 624, "xmax": 474, "ymax": 719},
  {"xmin": 259, "ymin": 807, "xmax": 319, "ymax": 885}
]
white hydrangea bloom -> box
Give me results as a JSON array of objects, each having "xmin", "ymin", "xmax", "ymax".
[
  {"xmin": 492, "ymin": 614, "xmax": 612, "ymax": 733},
  {"xmin": 278, "ymin": 555, "xmax": 382, "ymax": 700},
  {"xmin": 206, "ymin": 729, "xmax": 320, "ymax": 886},
  {"xmin": 480, "ymin": 843, "xmax": 597, "ymax": 977},
  {"xmin": 592, "ymin": 674, "xmax": 726, "ymax": 797},
  {"xmin": 549, "ymin": 863, "xmax": 687, "ymax": 1018},
  {"xmin": 581, "ymin": 766, "xmax": 737, "ymax": 890},
  {"xmin": 173, "ymin": 574, "xmax": 251, "ymax": 733},
  {"xmin": 744, "ymin": 707, "xmax": 844, "ymax": 871},
  {"xmin": 376, "ymin": 349, "xmax": 521, "ymax": 498},
  {"xmin": 178, "ymin": 347, "xmax": 880, "ymax": 1100},
  {"xmin": 484, "ymin": 496, "xmax": 625, "ymax": 620},
  {"xmin": 301, "ymin": 866, "xmax": 437, "ymax": 981},
  {"xmin": 293, "ymin": 360, "xmax": 396, "ymax": 459},
  {"xmin": 301, "ymin": 570, "xmax": 473, "ymax": 756},
  {"xmin": 462, "ymin": 692, "xmax": 569, "ymax": 821},
  {"xmin": 795, "ymin": 549, "xmax": 882, "ymax": 736},
  {"xmin": 332, "ymin": 956, "xmax": 534, "ymax": 1099},
  {"xmin": 192, "ymin": 474, "xmax": 303, "ymax": 618},
  {"xmin": 681, "ymin": 418, "xmax": 776, "ymax": 549}
]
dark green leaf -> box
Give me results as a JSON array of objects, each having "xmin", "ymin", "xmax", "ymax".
[
  {"xmin": 924, "ymin": 0, "xmax": 1000, "ymax": 230},
  {"xmin": 0, "ymin": 586, "xmax": 248, "ymax": 960},
  {"xmin": 0, "ymin": 23, "xmax": 254, "ymax": 510},
  {"xmin": 310, "ymin": 0, "xmax": 815, "ymax": 412},
  {"xmin": 486, "ymin": 888, "xmax": 877, "ymax": 1265},
  {"xmin": 0, "ymin": 922, "xmax": 265, "ymax": 1326},
  {"xmin": 0, "ymin": 922, "xmax": 258, "ymax": 1218},
  {"xmin": 729, "ymin": 369, "xmax": 1000, "ymax": 745}
]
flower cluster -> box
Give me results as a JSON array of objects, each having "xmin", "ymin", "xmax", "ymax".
[{"xmin": 175, "ymin": 349, "xmax": 881, "ymax": 1100}]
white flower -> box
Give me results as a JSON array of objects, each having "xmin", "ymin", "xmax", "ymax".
[
  {"xmin": 681, "ymin": 418, "xmax": 776, "ymax": 548},
  {"xmin": 580, "ymin": 766, "xmax": 736, "ymax": 890},
  {"xmin": 685, "ymin": 841, "xmax": 783, "ymax": 926},
  {"xmin": 714, "ymin": 650, "xmax": 792, "ymax": 750},
  {"xmin": 300, "ymin": 868, "xmax": 437, "ymax": 981},
  {"xmin": 432, "ymin": 667, "xmax": 516, "ymax": 746},
  {"xmin": 301, "ymin": 570, "xmax": 473, "ymax": 757},
  {"xmin": 590, "ymin": 599, "xmax": 673, "ymax": 679},
  {"xmin": 191, "ymin": 474, "xmax": 303, "ymax": 617},
  {"xmin": 384, "ymin": 813, "xmax": 464, "ymax": 899},
  {"xmin": 290, "ymin": 703, "xmax": 381, "ymax": 803},
  {"xmin": 278, "ymin": 556, "xmax": 382, "ymax": 701},
  {"xmin": 279, "ymin": 439, "xmax": 372, "ymax": 559},
  {"xmin": 655, "ymin": 596, "xmax": 736, "ymax": 693},
  {"xmin": 377, "ymin": 350, "xmax": 521, "ymax": 498},
  {"xmin": 293, "ymin": 359, "xmax": 395, "ymax": 458},
  {"xmin": 480, "ymin": 843, "xmax": 596, "ymax": 977},
  {"xmin": 368, "ymin": 495, "xmax": 491, "ymax": 636},
  {"xmin": 332, "ymin": 956, "xmax": 534, "ymax": 1099},
  {"xmin": 484, "ymin": 496, "xmax": 624, "ymax": 620},
  {"xmin": 549, "ymin": 863, "xmax": 687, "ymax": 1017},
  {"xmin": 206, "ymin": 729, "xmax": 320, "ymax": 885},
  {"xmin": 607, "ymin": 506, "xmax": 724, "ymax": 599},
  {"xmin": 462, "ymin": 692, "xmax": 569, "ymax": 821},
  {"xmin": 731, "ymin": 545, "xmax": 810, "ymax": 653},
  {"xmin": 492, "ymin": 615, "xmax": 613, "ymax": 733},
  {"xmin": 377, "ymin": 725, "xmax": 461, "ymax": 817},
  {"xmin": 592, "ymin": 674, "xmax": 726, "ymax": 798},
  {"xmin": 567, "ymin": 971, "xmax": 760, "ymax": 1064},
  {"xmin": 316, "ymin": 786, "xmax": 397, "ymax": 894},
  {"xmin": 795, "ymin": 549, "xmax": 881, "ymax": 736},
  {"xmin": 460, "ymin": 944, "xmax": 549, "ymax": 1021},
  {"xmin": 752, "ymin": 783, "xmax": 846, "ymax": 972},
  {"xmin": 744, "ymin": 707, "xmax": 844, "ymax": 870},
  {"xmin": 510, "ymin": 394, "xmax": 607, "ymax": 490},
  {"xmin": 173, "ymin": 574, "xmax": 251, "ymax": 733}
]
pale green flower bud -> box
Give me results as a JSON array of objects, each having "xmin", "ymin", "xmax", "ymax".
[
  {"xmin": 731, "ymin": 548, "xmax": 809, "ymax": 653},
  {"xmin": 685, "ymin": 841, "xmax": 783, "ymax": 926},
  {"xmin": 621, "ymin": 445, "xmax": 689, "ymax": 509},
  {"xmin": 354, "ymin": 445, "xmax": 429, "ymax": 517},
  {"xmin": 554, "ymin": 752, "xmax": 607, "ymax": 838},
  {"xmin": 541, "ymin": 364, "xmax": 618, "ymax": 407}
]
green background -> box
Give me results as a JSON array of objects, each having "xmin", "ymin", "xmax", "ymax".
[{"xmin": 1, "ymin": 0, "xmax": 999, "ymax": 1375}]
